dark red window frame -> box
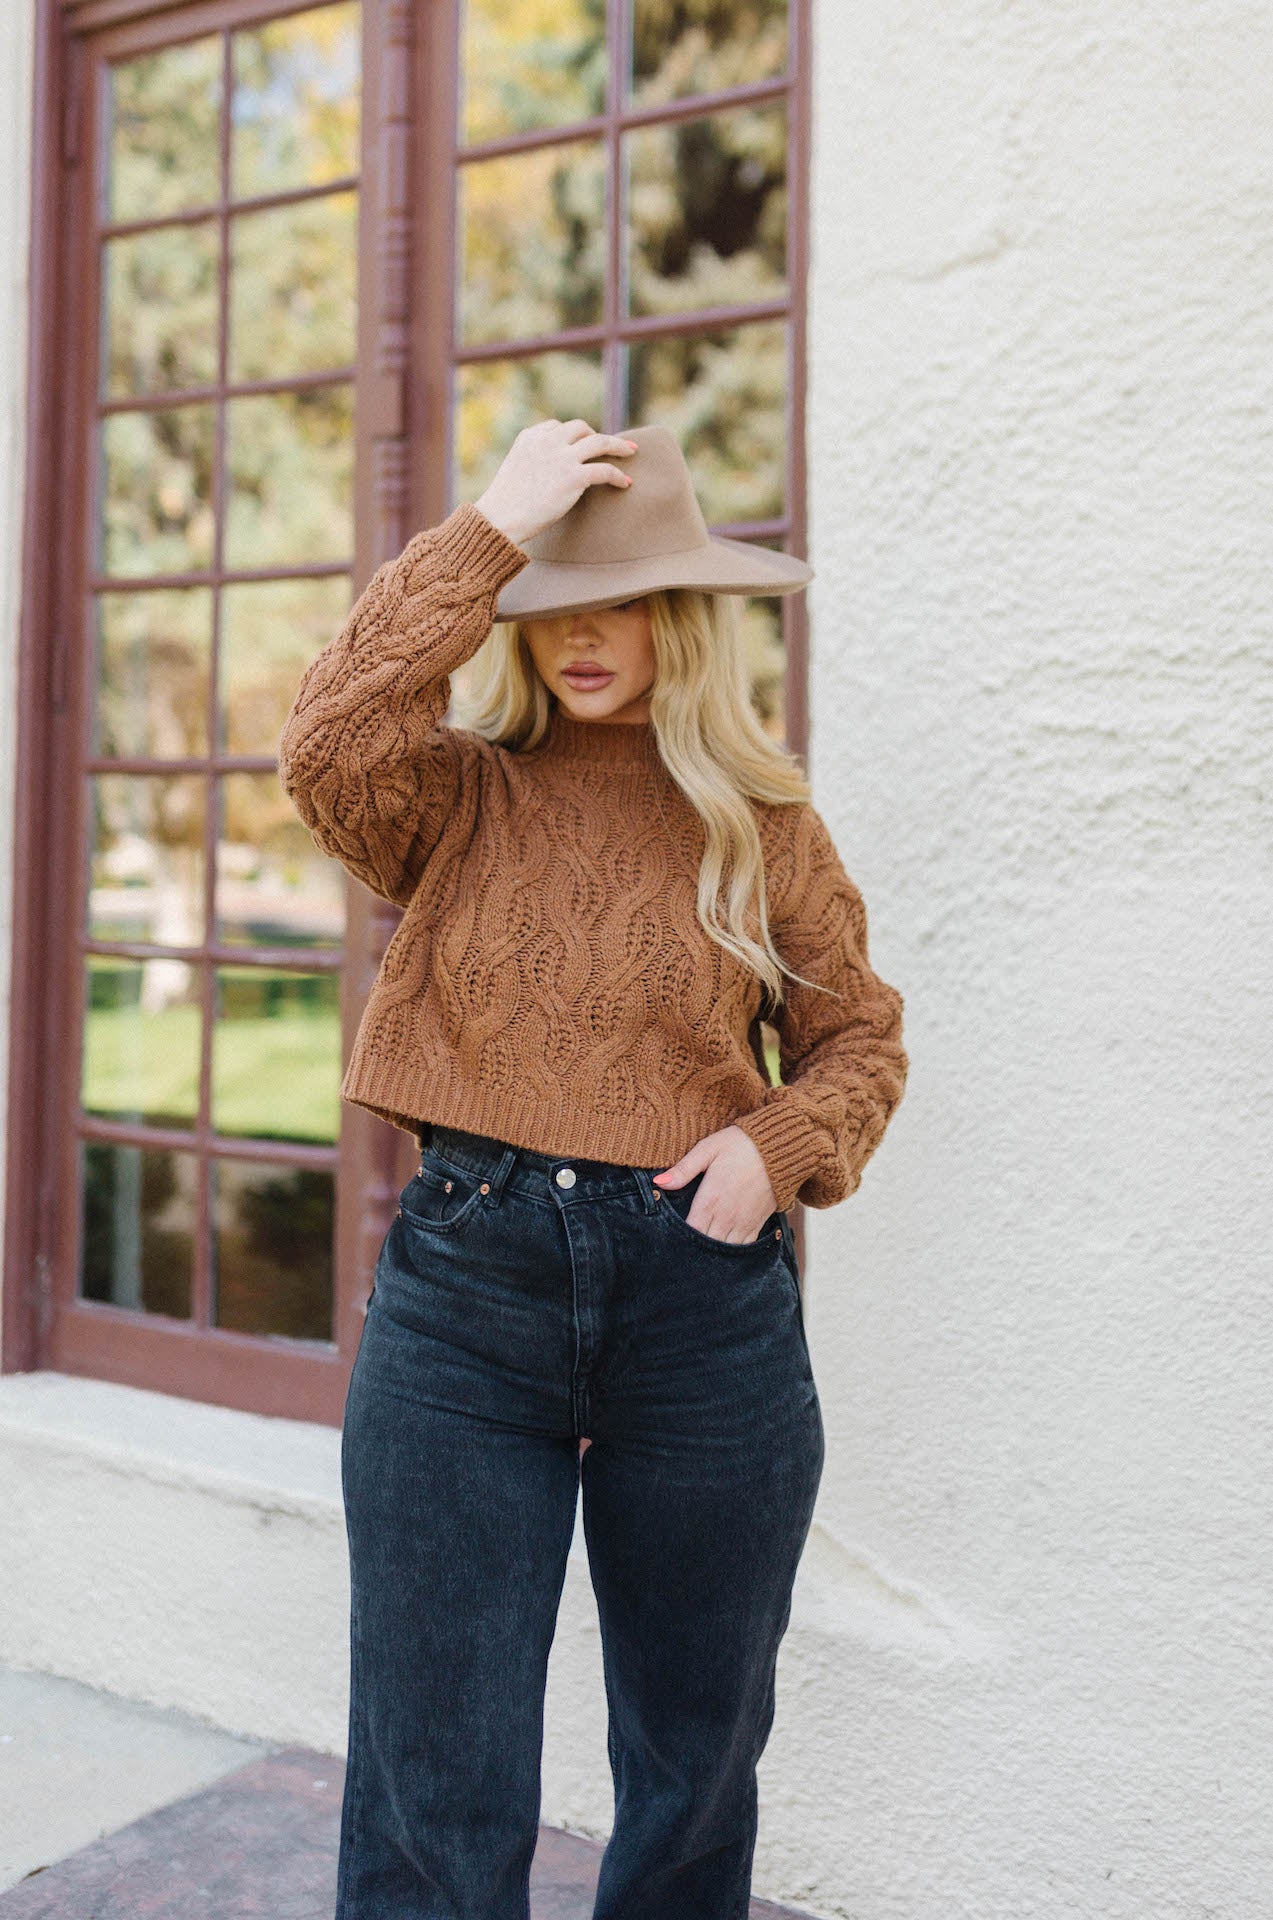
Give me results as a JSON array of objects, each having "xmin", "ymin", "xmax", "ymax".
[{"xmin": 5, "ymin": 0, "xmax": 812, "ymax": 1423}]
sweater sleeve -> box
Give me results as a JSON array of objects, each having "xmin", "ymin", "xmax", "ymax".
[
  {"xmin": 277, "ymin": 502, "xmax": 530, "ymax": 907},
  {"xmin": 734, "ymin": 804, "xmax": 909, "ymax": 1212}
]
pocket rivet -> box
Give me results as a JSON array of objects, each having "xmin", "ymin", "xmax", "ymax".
[
  {"xmin": 480, "ymin": 1182, "xmax": 490, "ymax": 1194},
  {"xmin": 774, "ymin": 1228, "xmax": 781, "ymax": 1239},
  {"xmin": 444, "ymin": 1180, "xmax": 453, "ymax": 1192}
]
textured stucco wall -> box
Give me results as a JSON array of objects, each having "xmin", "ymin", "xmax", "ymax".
[
  {"xmin": 800, "ymin": 2, "xmax": 1273, "ymax": 1915},
  {"xmin": 0, "ymin": 4, "xmax": 36, "ymax": 1327}
]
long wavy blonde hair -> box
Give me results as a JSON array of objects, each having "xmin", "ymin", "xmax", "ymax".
[{"xmin": 453, "ymin": 587, "xmax": 825, "ymax": 1018}]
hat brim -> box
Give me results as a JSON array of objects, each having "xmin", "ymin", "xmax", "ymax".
[{"xmin": 493, "ymin": 534, "xmax": 813, "ymax": 622}]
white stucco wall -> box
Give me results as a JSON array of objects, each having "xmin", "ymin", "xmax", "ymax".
[
  {"xmin": 0, "ymin": 5, "xmax": 35, "ymax": 1314},
  {"xmin": 802, "ymin": 2, "xmax": 1273, "ymax": 1916}
]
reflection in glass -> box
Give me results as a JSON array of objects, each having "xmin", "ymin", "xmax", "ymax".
[
  {"xmin": 630, "ymin": 0, "xmax": 787, "ymax": 106},
  {"xmin": 457, "ymin": 141, "xmax": 607, "ymax": 348},
  {"xmin": 217, "ymin": 773, "xmax": 344, "ymax": 950},
  {"xmin": 454, "ymin": 351, "xmax": 604, "ymax": 502},
  {"xmin": 460, "ymin": 0, "xmax": 605, "ymax": 144},
  {"xmin": 211, "ymin": 967, "xmax": 341, "ymax": 1144},
  {"xmin": 224, "ymin": 385, "xmax": 354, "ymax": 568},
  {"xmin": 625, "ymin": 320, "xmax": 787, "ymax": 522},
  {"xmin": 212, "ymin": 1157, "xmax": 333, "ymax": 1341},
  {"xmin": 625, "ymin": 103, "xmax": 787, "ymax": 319},
  {"xmin": 232, "ymin": 2, "xmax": 361, "ymax": 200},
  {"xmin": 94, "ymin": 588, "xmax": 211, "ymax": 761},
  {"xmin": 103, "ymin": 222, "xmax": 219, "ymax": 400},
  {"xmin": 101, "ymin": 405, "xmax": 216, "ymax": 578},
  {"xmin": 220, "ymin": 576, "xmax": 351, "ymax": 755},
  {"xmin": 89, "ymin": 775, "xmax": 206, "ymax": 947},
  {"xmin": 82, "ymin": 956, "xmax": 201, "ymax": 1130},
  {"xmin": 229, "ymin": 191, "xmax": 358, "ymax": 382},
  {"xmin": 80, "ymin": 1140, "xmax": 196, "ymax": 1319},
  {"xmin": 106, "ymin": 37, "xmax": 222, "ymax": 223}
]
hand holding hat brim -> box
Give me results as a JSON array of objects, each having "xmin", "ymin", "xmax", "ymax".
[{"xmin": 491, "ymin": 423, "xmax": 814, "ymax": 622}]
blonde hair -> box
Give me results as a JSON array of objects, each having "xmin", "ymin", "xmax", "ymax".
[{"xmin": 453, "ymin": 588, "xmax": 823, "ymax": 1017}]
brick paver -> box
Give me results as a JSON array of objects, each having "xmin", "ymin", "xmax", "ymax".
[{"xmin": 0, "ymin": 1748, "xmax": 813, "ymax": 1918}]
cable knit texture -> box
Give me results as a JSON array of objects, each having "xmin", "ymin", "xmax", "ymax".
[{"xmin": 278, "ymin": 501, "xmax": 908, "ymax": 1212}]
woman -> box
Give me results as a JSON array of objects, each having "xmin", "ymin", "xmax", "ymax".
[{"xmin": 279, "ymin": 418, "xmax": 908, "ymax": 1918}]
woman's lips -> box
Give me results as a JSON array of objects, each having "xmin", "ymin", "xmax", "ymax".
[{"xmin": 561, "ymin": 667, "xmax": 614, "ymax": 688}]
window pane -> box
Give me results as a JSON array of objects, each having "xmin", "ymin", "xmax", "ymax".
[
  {"xmin": 460, "ymin": 0, "xmax": 606, "ymax": 144},
  {"xmin": 741, "ymin": 590, "xmax": 786, "ymax": 741},
  {"xmin": 220, "ymin": 575, "xmax": 351, "ymax": 755},
  {"xmin": 224, "ymin": 385, "xmax": 354, "ymax": 569},
  {"xmin": 625, "ymin": 319, "xmax": 787, "ymax": 522},
  {"xmin": 100, "ymin": 405, "xmax": 216, "ymax": 578},
  {"xmin": 89, "ymin": 774, "xmax": 206, "ymax": 947},
  {"xmin": 629, "ymin": 0, "xmax": 787, "ymax": 107},
  {"xmin": 106, "ymin": 37, "xmax": 222, "ymax": 223},
  {"xmin": 232, "ymin": 2, "xmax": 361, "ymax": 200},
  {"xmin": 80, "ymin": 1141, "xmax": 196, "ymax": 1319},
  {"xmin": 217, "ymin": 773, "xmax": 345, "ymax": 950},
  {"xmin": 457, "ymin": 140, "xmax": 607, "ymax": 349},
  {"xmin": 454, "ymin": 350, "xmax": 604, "ymax": 501},
  {"xmin": 625, "ymin": 102, "xmax": 787, "ymax": 319},
  {"xmin": 103, "ymin": 221, "xmax": 219, "ymax": 401},
  {"xmin": 82, "ymin": 956, "xmax": 201, "ymax": 1130},
  {"xmin": 212, "ymin": 1158, "xmax": 333, "ymax": 1341},
  {"xmin": 211, "ymin": 967, "xmax": 341, "ymax": 1143},
  {"xmin": 94, "ymin": 587, "xmax": 212, "ymax": 760},
  {"xmin": 229, "ymin": 190, "xmax": 357, "ymax": 382}
]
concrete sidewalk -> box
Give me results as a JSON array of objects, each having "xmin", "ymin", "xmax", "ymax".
[{"xmin": 0, "ymin": 1668, "xmax": 817, "ymax": 1918}]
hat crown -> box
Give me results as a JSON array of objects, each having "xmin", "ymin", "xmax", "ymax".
[{"xmin": 524, "ymin": 425, "xmax": 709, "ymax": 566}]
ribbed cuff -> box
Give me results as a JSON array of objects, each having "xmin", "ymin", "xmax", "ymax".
[
  {"xmin": 400, "ymin": 500, "xmax": 531, "ymax": 597},
  {"xmin": 732, "ymin": 1100, "xmax": 824, "ymax": 1214}
]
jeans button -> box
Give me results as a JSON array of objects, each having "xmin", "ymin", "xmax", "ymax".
[{"xmin": 555, "ymin": 1166, "xmax": 576, "ymax": 1188}]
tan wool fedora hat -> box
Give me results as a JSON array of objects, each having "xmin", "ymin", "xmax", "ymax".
[{"xmin": 493, "ymin": 423, "xmax": 814, "ymax": 621}]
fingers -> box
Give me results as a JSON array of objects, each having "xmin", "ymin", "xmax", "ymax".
[
  {"xmin": 561, "ymin": 417, "xmax": 601, "ymax": 440},
  {"xmin": 692, "ymin": 1203, "xmax": 758, "ymax": 1244},
  {"xmin": 578, "ymin": 462, "xmax": 633, "ymax": 488},
  {"xmin": 560, "ymin": 421, "xmax": 637, "ymax": 454},
  {"xmin": 654, "ymin": 1137, "xmax": 715, "ymax": 1185}
]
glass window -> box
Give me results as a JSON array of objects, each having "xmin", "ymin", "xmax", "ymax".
[
  {"xmin": 30, "ymin": 0, "xmax": 806, "ymax": 1418},
  {"xmin": 453, "ymin": 0, "xmax": 803, "ymax": 730},
  {"xmin": 77, "ymin": 4, "xmax": 360, "ymax": 1356},
  {"xmin": 629, "ymin": 0, "xmax": 788, "ymax": 108}
]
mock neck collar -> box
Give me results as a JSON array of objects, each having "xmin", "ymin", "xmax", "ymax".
[{"xmin": 539, "ymin": 704, "xmax": 663, "ymax": 768}]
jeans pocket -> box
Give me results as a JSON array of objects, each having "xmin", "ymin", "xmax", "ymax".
[
  {"xmin": 656, "ymin": 1173, "xmax": 785, "ymax": 1260},
  {"xmin": 397, "ymin": 1154, "xmax": 485, "ymax": 1235}
]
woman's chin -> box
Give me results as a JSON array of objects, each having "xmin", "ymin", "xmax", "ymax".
[{"xmin": 556, "ymin": 689, "xmax": 635, "ymax": 723}]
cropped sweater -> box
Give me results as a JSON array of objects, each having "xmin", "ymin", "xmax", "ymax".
[{"xmin": 277, "ymin": 501, "xmax": 908, "ymax": 1213}]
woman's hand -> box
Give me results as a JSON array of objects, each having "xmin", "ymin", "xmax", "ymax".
[
  {"xmin": 474, "ymin": 418, "xmax": 639, "ymax": 548},
  {"xmin": 653, "ymin": 1126, "xmax": 779, "ymax": 1244}
]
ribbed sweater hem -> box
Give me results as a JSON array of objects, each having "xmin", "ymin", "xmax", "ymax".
[{"xmin": 340, "ymin": 1051, "xmax": 774, "ymax": 1177}]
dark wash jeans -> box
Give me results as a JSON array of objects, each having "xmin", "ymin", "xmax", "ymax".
[{"xmin": 336, "ymin": 1121, "xmax": 825, "ymax": 1920}]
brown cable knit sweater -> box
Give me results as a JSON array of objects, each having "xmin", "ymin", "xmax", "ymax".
[{"xmin": 278, "ymin": 501, "xmax": 908, "ymax": 1212}]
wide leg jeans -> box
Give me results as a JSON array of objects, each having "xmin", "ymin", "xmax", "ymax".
[{"xmin": 335, "ymin": 1121, "xmax": 825, "ymax": 1920}]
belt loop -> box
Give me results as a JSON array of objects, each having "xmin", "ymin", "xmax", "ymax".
[
  {"xmin": 484, "ymin": 1143, "xmax": 519, "ymax": 1207},
  {"xmin": 631, "ymin": 1166, "xmax": 660, "ymax": 1214}
]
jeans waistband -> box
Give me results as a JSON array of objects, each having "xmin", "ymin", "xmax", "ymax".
[{"xmin": 419, "ymin": 1121, "xmax": 663, "ymax": 1208}]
